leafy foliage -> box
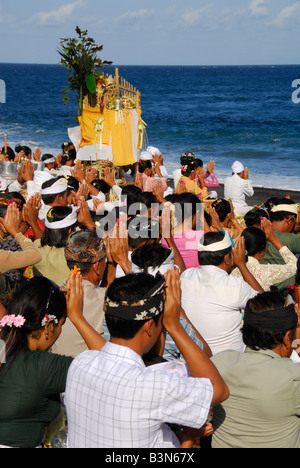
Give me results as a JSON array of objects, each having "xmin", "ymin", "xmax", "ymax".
[{"xmin": 58, "ymin": 26, "xmax": 113, "ymax": 116}]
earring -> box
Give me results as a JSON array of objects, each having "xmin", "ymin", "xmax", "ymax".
[{"xmin": 46, "ymin": 334, "xmax": 49, "ymax": 341}]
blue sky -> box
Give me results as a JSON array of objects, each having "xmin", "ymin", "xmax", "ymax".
[{"xmin": 0, "ymin": 0, "xmax": 300, "ymax": 65}]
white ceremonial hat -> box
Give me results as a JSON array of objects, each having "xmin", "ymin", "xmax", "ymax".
[
  {"xmin": 147, "ymin": 146, "xmax": 161, "ymax": 156},
  {"xmin": 41, "ymin": 178, "xmax": 68, "ymax": 196},
  {"xmin": 140, "ymin": 151, "xmax": 153, "ymax": 161},
  {"xmin": 231, "ymin": 161, "xmax": 245, "ymax": 174},
  {"xmin": 198, "ymin": 230, "xmax": 233, "ymax": 252},
  {"xmin": 271, "ymin": 204, "xmax": 299, "ymax": 216}
]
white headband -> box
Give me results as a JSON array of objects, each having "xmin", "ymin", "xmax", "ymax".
[
  {"xmin": 45, "ymin": 206, "xmax": 78, "ymax": 230},
  {"xmin": 41, "ymin": 179, "xmax": 68, "ymax": 196},
  {"xmin": 198, "ymin": 230, "xmax": 233, "ymax": 252},
  {"xmin": 271, "ymin": 204, "xmax": 299, "ymax": 216},
  {"xmin": 131, "ymin": 249, "xmax": 175, "ymax": 277},
  {"xmin": 43, "ymin": 157, "xmax": 56, "ymax": 164}
]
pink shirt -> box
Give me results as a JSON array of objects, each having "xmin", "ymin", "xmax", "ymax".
[
  {"xmin": 141, "ymin": 173, "xmax": 168, "ymax": 193},
  {"xmin": 205, "ymin": 173, "xmax": 219, "ymax": 188},
  {"xmin": 162, "ymin": 229, "xmax": 205, "ymax": 269}
]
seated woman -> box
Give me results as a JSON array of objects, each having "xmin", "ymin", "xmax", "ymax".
[
  {"xmin": 231, "ymin": 219, "xmax": 298, "ymax": 291},
  {"xmin": 161, "ymin": 192, "xmax": 205, "ymax": 269},
  {"xmin": 194, "ymin": 158, "xmax": 219, "ymax": 197},
  {"xmin": 244, "ymin": 206, "xmax": 269, "ymax": 228},
  {"xmin": 208, "ymin": 198, "xmax": 244, "ymax": 240},
  {"xmin": 211, "ymin": 291, "xmax": 300, "ymax": 448},
  {"xmin": 175, "ymin": 156, "xmax": 199, "ymax": 196},
  {"xmin": 0, "ymin": 274, "xmax": 106, "ymax": 448},
  {"xmin": 138, "ymin": 160, "xmax": 167, "ymax": 193}
]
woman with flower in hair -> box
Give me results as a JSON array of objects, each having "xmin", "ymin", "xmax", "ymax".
[
  {"xmin": 175, "ymin": 154, "xmax": 208, "ymax": 199},
  {"xmin": 0, "ymin": 274, "xmax": 106, "ymax": 448}
]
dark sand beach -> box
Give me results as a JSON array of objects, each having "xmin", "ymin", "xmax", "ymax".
[{"xmin": 167, "ymin": 179, "xmax": 300, "ymax": 206}]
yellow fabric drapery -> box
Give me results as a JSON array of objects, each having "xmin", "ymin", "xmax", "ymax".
[
  {"xmin": 79, "ymin": 107, "xmax": 111, "ymax": 147},
  {"xmin": 78, "ymin": 106, "xmax": 141, "ymax": 166}
]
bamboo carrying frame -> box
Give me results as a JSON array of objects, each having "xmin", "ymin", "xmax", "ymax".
[{"xmin": 84, "ymin": 68, "xmax": 141, "ymax": 110}]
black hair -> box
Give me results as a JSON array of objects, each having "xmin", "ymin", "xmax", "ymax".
[
  {"xmin": 180, "ymin": 152, "xmax": 195, "ymax": 165},
  {"xmin": 242, "ymin": 291, "xmax": 296, "ymax": 351},
  {"xmin": 0, "ymin": 192, "xmax": 26, "ymax": 217},
  {"xmin": 66, "ymin": 176, "xmax": 80, "ymax": 193},
  {"xmin": 91, "ymin": 179, "xmax": 111, "ymax": 195},
  {"xmin": 121, "ymin": 185, "xmax": 142, "ymax": 212},
  {"xmin": 131, "ymin": 244, "xmax": 171, "ymax": 272},
  {"xmin": 194, "ymin": 158, "xmax": 204, "ymax": 168},
  {"xmin": 41, "ymin": 206, "xmax": 77, "ymax": 248},
  {"xmin": 198, "ymin": 231, "xmax": 232, "ymax": 267},
  {"xmin": 241, "ymin": 227, "xmax": 267, "ymax": 257},
  {"xmin": 0, "ymin": 277, "xmax": 66, "ymax": 372},
  {"xmin": 41, "ymin": 177, "xmax": 68, "ymax": 205},
  {"xmin": 264, "ymin": 197, "xmax": 279, "ymax": 213},
  {"xmin": 95, "ymin": 208, "xmax": 119, "ymax": 236},
  {"xmin": 139, "ymin": 192, "xmax": 159, "ymax": 216},
  {"xmin": 2, "ymin": 147, "xmax": 15, "ymax": 161},
  {"xmin": 173, "ymin": 192, "xmax": 202, "ymax": 226},
  {"xmin": 180, "ymin": 154, "xmax": 195, "ymax": 176},
  {"xmin": 105, "ymin": 273, "xmax": 162, "ymax": 339},
  {"xmin": 212, "ymin": 199, "xmax": 231, "ymax": 223},
  {"xmin": 127, "ymin": 216, "xmax": 160, "ymax": 250},
  {"xmin": 244, "ymin": 208, "xmax": 269, "ymax": 228},
  {"xmin": 60, "ymin": 147, "xmax": 76, "ymax": 166},
  {"xmin": 269, "ymin": 210, "xmax": 297, "ymax": 223},
  {"xmin": 139, "ymin": 160, "xmax": 152, "ymax": 174},
  {"xmin": 15, "ymin": 145, "xmax": 31, "ymax": 157}
]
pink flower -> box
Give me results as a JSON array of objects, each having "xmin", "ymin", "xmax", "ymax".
[{"xmin": 0, "ymin": 314, "xmax": 26, "ymax": 329}]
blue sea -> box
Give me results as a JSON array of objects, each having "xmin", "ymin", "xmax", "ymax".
[{"xmin": 0, "ymin": 63, "xmax": 300, "ymax": 191}]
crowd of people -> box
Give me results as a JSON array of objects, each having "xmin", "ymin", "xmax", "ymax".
[{"xmin": 0, "ymin": 141, "xmax": 300, "ymax": 449}]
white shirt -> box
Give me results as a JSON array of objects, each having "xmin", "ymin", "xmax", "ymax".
[
  {"xmin": 64, "ymin": 342, "xmax": 213, "ymax": 448},
  {"xmin": 181, "ymin": 266, "xmax": 257, "ymax": 355},
  {"xmin": 224, "ymin": 173, "xmax": 254, "ymax": 216}
]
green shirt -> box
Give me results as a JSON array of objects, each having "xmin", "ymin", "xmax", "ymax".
[
  {"xmin": 260, "ymin": 231, "xmax": 300, "ymax": 289},
  {"xmin": 211, "ymin": 348, "xmax": 300, "ymax": 448},
  {"xmin": 0, "ymin": 348, "xmax": 73, "ymax": 448}
]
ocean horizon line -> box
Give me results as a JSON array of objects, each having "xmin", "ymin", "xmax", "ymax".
[{"xmin": 1, "ymin": 62, "xmax": 300, "ymax": 68}]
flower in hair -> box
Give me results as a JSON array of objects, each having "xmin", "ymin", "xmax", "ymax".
[
  {"xmin": 47, "ymin": 209, "xmax": 54, "ymax": 223},
  {"xmin": 0, "ymin": 315, "xmax": 26, "ymax": 329},
  {"xmin": 41, "ymin": 314, "xmax": 58, "ymax": 327}
]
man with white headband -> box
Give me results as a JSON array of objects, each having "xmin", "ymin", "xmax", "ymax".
[
  {"xmin": 181, "ymin": 230, "xmax": 263, "ymax": 355},
  {"xmin": 261, "ymin": 199, "xmax": 300, "ymax": 289},
  {"xmin": 39, "ymin": 177, "xmax": 69, "ymax": 223},
  {"xmin": 41, "ymin": 154, "xmax": 57, "ymax": 173},
  {"xmin": 224, "ymin": 160, "xmax": 254, "ymax": 216}
]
